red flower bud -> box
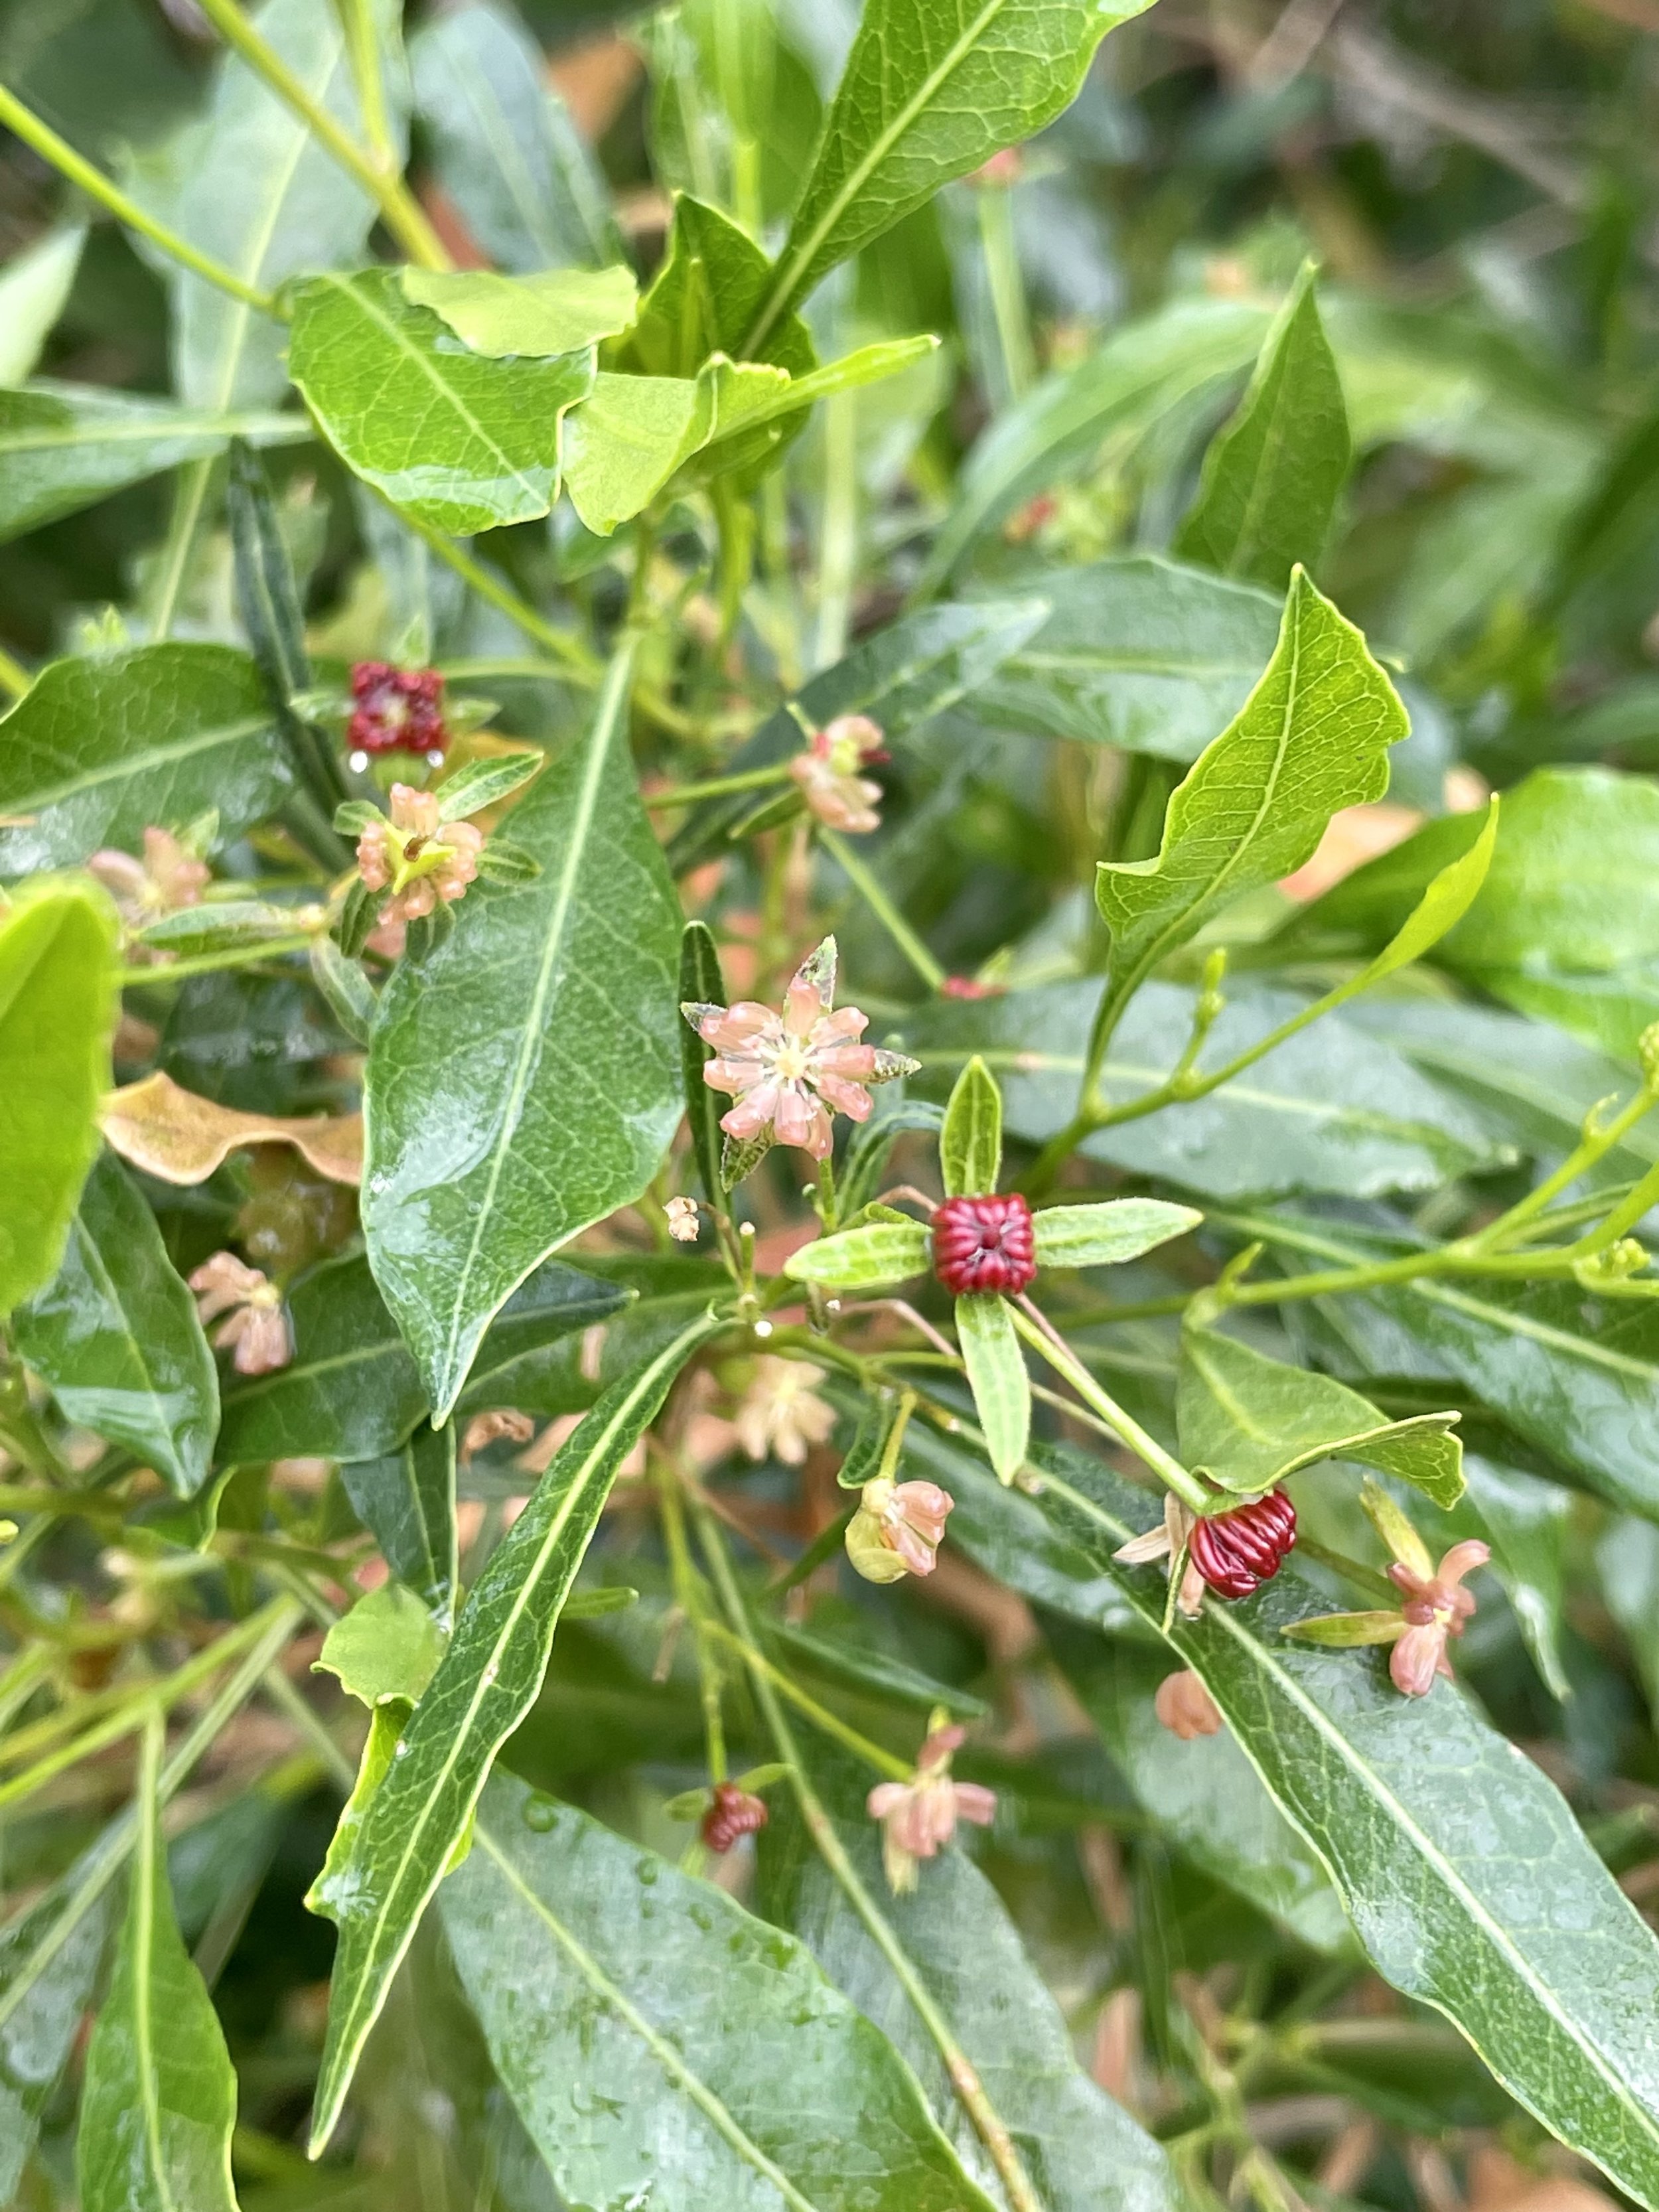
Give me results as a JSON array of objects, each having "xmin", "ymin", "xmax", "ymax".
[
  {"xmin": 1189, "ymin": 1490, "xmax": 1296, "ymax": 1599},
  {"xmin": 932, "ymin": 1192, "xmax": 1037, "ymax": 1296},
  {"xmin": 700, "ymin": 1782, "xmax": 769, "ymax": 1854},
  {"xmin": 348, "ymin": 662, "xmax": 448, "ymax": 759}
]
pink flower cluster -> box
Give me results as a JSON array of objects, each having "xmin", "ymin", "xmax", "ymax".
[{"xmin": 357, "ymin": 784, "xmax": 482, "ymax": 926}]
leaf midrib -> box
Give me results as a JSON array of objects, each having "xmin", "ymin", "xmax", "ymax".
[
  {"xmin": 3, "ymin": 713, "xmax": 271, "ymax": 814},
  {"xmin": 68, "ymin": 1213, "xmax": 194, "ymax": 1488}
]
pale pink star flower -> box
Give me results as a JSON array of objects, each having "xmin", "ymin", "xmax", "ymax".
[
  {"xmin": 88, "ymin": 826, "xmax": 210, "ymax": 926},
  {"xmin": 357, "ymin": 783, "xmax": 482, "ymax": 926},
  {"xmin": 733, "ymin": 1357, "xmax": 836, "ymax": 1465},
  {"xmin": 188, "ymin": 1252, "xmax": 290, "ymax": 1376},
  {"xmin": 846, "ymin": 1475, "xmax": 954, "ymax": 1584},
  {"xmin": 682, "ymin": 936, "xmax": 916, "ymax": 1162},
  {"xmin": 1386, "ymin": 1538, "xmax": 1490, "ymax": 1697},
  {"xmin": 788, "ymin": 713, "xmax": 887, "ymax": 834},
  {"xmin": 867, "ymin": 1723, "xmax": 997, "ymax": 1893}
]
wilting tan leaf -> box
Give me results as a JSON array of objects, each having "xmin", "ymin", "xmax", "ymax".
[{"xmin": 101, "ymin": 1070, "xmax": 362, "ymax": 1186}]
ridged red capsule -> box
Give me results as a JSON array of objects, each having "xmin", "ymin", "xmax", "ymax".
[
  {"xmin": 932, "ymin": 1193, "xmax": 1037, "ymax": 1296},
  {"xmin": 1189, "ymin": 1490, "xmax": 1296, "ymax": 1599},
  {"xmin": 700, "ymin": 1782, "xmax": 768, "ymax": 1854},
  {"xmin": 348, "ymin": 662, "xmax": 448, "ymax": 757}
]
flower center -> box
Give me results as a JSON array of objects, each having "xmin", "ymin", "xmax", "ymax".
[{"xmin": 773, "ymin": 1039, "xmax": 812, "ymax": 1082}]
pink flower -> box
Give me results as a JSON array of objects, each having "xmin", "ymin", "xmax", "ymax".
[
  {"xmin": 188, "ymin": 1252, "xmax": 289, "ymax": 1376},
  {"xmin": 788, "ymin": 713, "xmax": 887, "ymax": 834},
  {"xmin": 88, "ymin": 826, "xmax": 210, "ymax": 926},
  {"xmin": 845, "ymin": 1476, "xmax": 954, "ymax": 1584},
  {"xmin": 682, "ymin": 936, "xmax": 916, "ymax": 1161},
  {"xmin": 1154, "ymin": 1670, "xmax": 1224, "ymax": 1740},
  {"xmin": 867, "ymin": 1724, "xmax": 996, "ymax": 1893},
  {"xmin": 356, "ymin": 783, "xmax": 483, "ymax": 926},
  {"xmin": 1386, "ymin": 1539, "xmax": 1490, "ymax": 1697}
]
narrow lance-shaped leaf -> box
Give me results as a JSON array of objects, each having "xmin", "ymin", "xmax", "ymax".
[
  {"xmin": 1175, "ymin": 262, "xmax": 1352, "ymax": 591},
  {"xmin": 940, "ymin": 1055, "xmax": 1001, "ymax": 1199},
  {"xmin": 12, "ymin": 1150, "xmax": 219, "ymax": 1497},
  {"xmin": 363, "ymin": 640, "xmax": 684, "ymax": 1420},
  {"xmin": 0, "ymin": 1861, "xmax": 115, "ymax": 2203},
  {"xmin": 680, "ymin": 920, "xmax": 728, "ymax": 1207},
  {"xmin": 1030, "ymin": 1197, "xmax": 1202, "ymax": 1271},
  {"xmin": 956, "ymin": 1291, "xmax": 1029, "ymax": 1482},
  {"xmin": 442, "ymin": 1777, "xmax": 1001, "ymax": 2212},
  {"xmin": 76, "ymin": 1722, "xmax": 239, "ymax": 2212},
  {"xmin": 786, "ymin": 1215, "xmax": 934, "ymax": 1289},
  {"xmin": 1093, "ymin": 570, "xmax": 1409, "ymax": 1048},
  {"xmin": 340, "ymin": 1421, "xmax": 459, "ymax": 1627},
  {"xmin": 0, "ymin": 222, "xmax": 85, "ymax": 383},
  {"xmin": 0, "ymin": 880, "xmax": 117, "ymax": 1316},
  {"xmin": 745, "ymin": 0, "xmax": 1157, "ymax": 351},
  {"xmin": 308, "ymin": 1313, "xmax": 723, "ymax": 2154}
]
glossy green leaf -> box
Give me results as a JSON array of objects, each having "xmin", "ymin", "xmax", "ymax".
[
  {"xmin": 785, "ymin": 1217, "xmax": 934, "ymax": 1288},
  {"xmin": 964, "ymin": 555, "xmax": 1282, "ymax": 762},
  {"xmin": 770, "ymin": 1620, "xmax": 990, "ymax": 1717},
  {"xmin": 363, "ymin": 642, "xmax": 684, "ymax": 1420},
  {"xmin": 0, "ymin": 879, "xmax": 117, "ymax": 1317},
  {"xmin": 12, "ymin": 1150, "xmax": 218, "ymax": 1497},
  {"xmin": 0, "ymin": 1866, "xmax": 114, "ymax": 2203},
  {"xmin": 428, "ymin": 749, "xmax": 543, "ymax": 820},
  {"xmin": 76, "ymin": 1732, "xmax": 238, "ymax": 2212},
  {"xmin": 0, "ymin": 384, "xmax": 303, "ymax": 542},
  {"xmin": 757, "ymin": 1749, "xmax": 1174, "ymax": 2212},
  {"xmin": 443, "ymin": 1777, "xmax": 998, "ymax": 2212},
  {"xmin": 1031, "ymin": 1198, "xmax": 1201, "ymax": 1271},
  {"xmin": 1177, "ymin": 1326, "xmax": 1463, "ymax": 1505},
  {"xmin": 340, "ymin": 1421, "xmax": 458, "ymax": 1626},
  {"xmin": 668, "ymin": 599, "xmax": 1048, "ymax": 873},
  {"xmin": 410, "ymin": 0, "xmax": 618, "ymax": 273},
  {"xmin": 940, "ymin": 1054, "xmax": 1001, "ymax": 1199},
  {"xmin": 401, "ymin": 263, "xmax": 638, "ymax": 358},
  {"xmin": 287, "ymin": 267, "xmax": 594, "ymax": 536},
  {"xmin": 453, "ymin": 1258, "xmax": 638, "ymax": 1418},
  {"xmin": 305, "ymin": 1703, "xmax": 408, "ymax": 1931},
  {"xmin": 0, "ymin": 223, "xmax": 86, "ymax": 384},
  {"xmin": 901, "ymin": 980, "xmax": 1510, "ymax": 1201},
  {"xmin": 1052, "ymin": 1632, "xmax": 1353, "ymax": 1954},
  {"xmin": 747, "ymin": 0, "xmax": 1156, "ymax": 350},
  {"xmin": 680, "ymin": 921, "xmax": 727, "ymax": 1207},
  {"xmin": 1022, "ymin": 1441, "xmax": 1659, "ymax": 2209},
  {"xmin": 1175, "ymin": 262, "xmax": 1351, "ymax": 591},
  {"xmin": 217, "ymin": 1254, "xmax": 424, "ymax": 1465},
  {"xmin": 956, "ymin": 1291, "xmax": 1029, "ymax": 1481},
  {"xmin": 1597, "ymin": 1514, "xmax": 1659, "ymax": 1720},
  {"xmin": 308, "ymin": 1313, "xmax": 721, "ymax": 2152},
  {"xmin": 316, "ymin": 1582, "xmax": 447, "ymax": 1708},
  {"xmin": 626, "ymin": 193, "xmax": 814, "ymax": 382},
  {"xmin": 0, "ymin": 644, "xmax": 291, "ymax": 879},
  {"xmin": 1094, "ymin": 570, "xmax": 1408, "ymax": 1030}
]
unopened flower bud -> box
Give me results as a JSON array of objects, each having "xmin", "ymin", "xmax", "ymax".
[
  {"xmin": 1153, "ymin": 1670, "xmax": 1224, "ymax": 1740},
  {"xmin": 700, "ymin": 1781, "xmax": 768, "ymax": 1854},
  {"xmin": 846, "ymin": 1475, "xmax": 954, "ymax": 1583},
  {"xmin": 666, "ymin": 1195, "xmax": 700, "ymax": 1243}
]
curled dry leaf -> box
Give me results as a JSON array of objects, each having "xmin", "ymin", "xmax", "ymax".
[{"xmin": 100, "ymin": 1070, "xmax": 363, "ymax": 1187}]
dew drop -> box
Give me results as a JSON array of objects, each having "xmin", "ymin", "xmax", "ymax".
[
  {"xmin": 521, "ymin": 1793, "xmax": 558, "ymax": 1833},
  {"xmin": 348, "ymin": 749, "xmax": 370, "ymax": 773},
  {"xmin": 394, "ymin": 1739, "xmax": 410, "ymax": 1757},
  {"xmin": 753, "ymin": 1319, "xmax": 773, "ymax": 1339}
]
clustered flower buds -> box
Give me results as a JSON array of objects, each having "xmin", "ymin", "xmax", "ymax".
[
  {"xmin": 699, "ymin": 1781, "xmax": 769, "ymax": 1854},
  {"xmin": 867, "ymin": 1723, "xmax": 996, "ymax": 1893},
  {"xmin": 1189, "ymin": 1489, "xmax": 1297, "ymax": 1599},
  {"xmin": 788, "ymin": 713, "xmax": 888, "ymax": 834},
  {"xmin": 845, "ymin": 1475, "xmax": 954, "ymax": 1584},
  {"xmin": 931, "ymin": 1191, "xmax": 1037, "ymax": 1297},
  {"xmin": 665, "ymin": 1195, "xmax": 700, "ymax": 1243},
  {"xmin": 188, "ymin": 1252, "xmax": 289, "ymax": 1376},
  {"xmin": 356, "ymin": 784, "xmax": 482, "ymax": 925},
  {"xmin": 683, "ymin": 937, "xmax": 916, "ymax": 1161},
  {"xmin": 348, "ymin": 661, "xmax": 447, "ymax": 766},
  {"xmin": 88, "ymin": 826, "xmax": 210, "ymax": 926}
]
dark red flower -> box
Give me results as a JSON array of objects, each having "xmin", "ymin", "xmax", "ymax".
[
  {"xmin": 1189, "ymin": 1490, "xmax": 1296, "ymax": 1599},
  {"xmin": 700, "ymin": 1782, "xmax": 768, "ymax": 1854},
  {"xmin": 932, "ymin": 1192, "xmax": 1037, "ymax": 1296},
  {"xmin": 348, "ymin": 662, "xmax": 448, "ymax": 759}
]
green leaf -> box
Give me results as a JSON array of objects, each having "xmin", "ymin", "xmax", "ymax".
[
  {"xmin": 668, "ymin": 599, "xmax": 1048, "ymax": 874},
  {"xmin": 363, "ymin": 642, "xmax": 684, "ymax": 1420},
  {"xmin": 315, "ymin": 1581, "xmax": 448, "ymax": 1708},
  {"xmin": 442, "ymin": 1778, "xmax": 998, "ymax": 2212},
  {"xmin": 757, "ymin": 1749, "xmax": 1175, "ymax": 2212},
  {"xmin": 956, "ymin": 1291, "xmax": 1029, "ymax": 1481},
  {"xmin": 785, "ymin": 1217, "xmax": 934, "ymax": 1288},
  {"xmin": 305, "ymin": 1702, "xmax": 408, "ymax": 1931},
  {"xmin": 309, "ymin": 936, "xmax": 377, "ymax": 1047},
  {"xmin": 0, "ymin": 644, "xmax": 291, "ymax": 878},
  {"xmin": 401, "ymin": 263, "xmax": 638, "ymax": 358},
  {"xmin": 624, "ymin": 193, "xmax": 814, "ymax": 381},
  {"xmin": 12, "ymin": 1150, "xmax": 218, "ymax": 1497},
  {"xmin": 901, "ymin": 980, "xmax": 1510, "ymax": 1201},
  {"xmin": 453, "ymin": 1258, "xmax": 636, "ymax": 1418},
  {"xmin": 1177, "ymin": 1326, "xmax": 1464, "ymax": 1505},
  {"xmin": 0, "ymin": 222, "xmax": 86, "ymax": 384},
  {"xmin": 286, "ymin": 267, "xmax": 594, "ymax": 536},
  {"xmin": 1031, "ymin": 1198, "xmax": 1201, "ymax": 1272},
  {"xmin": 1023, "ymin": 1441, "xmax": 1659, "ymax": 2210},
  {"xmin": 307, "ymin": 1313, "xmax": 721, "ymax": 2154},
  {"xmin": 76, "ymin": 1730, "xmax": 238, "ymax": 2212},
  {"xmin": 679, "ymin": 921, "xmax": 727, "ymax": 1207},
  {"xmin": 410, "ymin": 1, "xmax": 618, "ymax": 273},
  {"xmin": 1094, "ymin": 570, "xmax": 1409, "ymax": 1033},
  {"xmin": 940, "ymin": 1055, "xmax": 1001, "ymax": 1199},
  {"xmin": 0, "ymin": 879, "xmax": 117, "ymax": 1317},
  {"xmin": 964, "ymin": 555, "xmax": 1283, "ymax": 762},
  {"xmin": 1175, "ymin": 262, "xmax": 1351, "ymax": 591},
  {"xmin": 138, "ymin": 901, "xmax": 312, "ymax": 955},
  {"xmin": 0, "ymin": 384, "xmax": 304, "ymax": 542},
  {"xmin": 340, "ymin": 1422, "xmax": 458, "ymax": 1627},
  {"xmin": 0, "ymin": 1860, "xmax": 115, "ymax": 2203},
  {"xmin": 770, "ymin": 1620, "xmax": 991, "ymax": 1718},
  {"xmin": 428, "ymin": 749, "xmax": 543, "ymax": 819},
  {"xmin": 1051, "ymin": 1632, "xmax": 1354, "ymax": 1954},
  {"xmin": 747, "ymin": 0, "xmax": 1156, "ymax": 350},
  {"xmin": 216, "ymin": 1254, "xmax": 423, "ymax": 1465},
  {"xmin": 1597, "ymin": 1514, "xmax": 1659, "ymax": 1720}
]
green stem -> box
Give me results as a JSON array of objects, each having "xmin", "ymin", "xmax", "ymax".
[
  {"xmin": 692, "ymin": 1504, "xmax": 1046, "ymax": 2212},
  {"xmin": 656, "ymin": 1459, "xmax": 727, "ymax": 1785},
  {"xmin": 818, "ymin": 827, "xmax": 946, "ymax": 992},
  {"xmin": 976, "ymin": 181, "xmax": 1036, "ymax": 403},
  {"xmin": 389, "ymin": 503, "xmax": 603, "ymax": 684},
  {"xmin": 1008, "ymin": 1295, "xmax": 1210, "ymax": 1512},
  {"xmin": 337, "ymin": 0, "xmax": 397, "ymax": 173},
  {"xmin": 148, "ymin": 457, "xmax": 215, "ymax": 642},
  {"xmin": 645, "ymin": 763, "xmax": 794, "ymax": 808},
  {"xmin": 0, "ymin": 81, "xmax": 277, "ymax": 313},
  {"xmin": 190, "ymin": 0, "xmax": 449, "ymax": 270},
  {"xmin": 116, "ymin": 934, "xmax": 317, "ymax": 988},
  {"xmin": 699, "ymin": 1618, "xmax": 910, "ymax": 1781},
  {"xmin": 0, "ymin": 642, "xmax": 29, "ymax": 699},
  {"xmin": 814, "ymin": 390, "xmax": 858, "ymax": 672},
  {"xmin": 259, "ymin": 1661, "xmax": 356, "ymax": 1792}
]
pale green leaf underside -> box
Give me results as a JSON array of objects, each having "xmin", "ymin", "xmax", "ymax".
[
  {"xmin": 785, "ymin": 1220, "xmax": 933, "ymax": 1288},
  {"xmin": 940, "ymin": 1055, "xmax": 1001, "ymax": 1199},
  {"xmin": 401, "ymin": 262, "xmax": 638, "ymax": 358},
  {"xmin": 1030, "ymin": 1198, "xmax": 1202, "ymax": 1270},
  {"xmin": 956, "ymin": 1291, "xmax": 1029, "ymax": 1480}
]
